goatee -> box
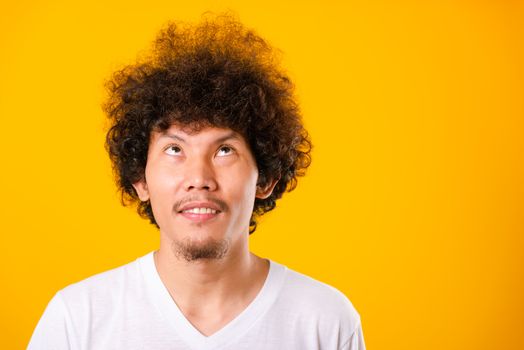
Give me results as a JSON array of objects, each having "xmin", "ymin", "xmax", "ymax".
[{"xmin": 171, "ymin": 237, "xmax": 230, "ymax": 262}]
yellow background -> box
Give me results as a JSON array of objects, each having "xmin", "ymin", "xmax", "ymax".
[{"xmin": 1, "ymin": 0, "xmax": 523, "ymax": 349}]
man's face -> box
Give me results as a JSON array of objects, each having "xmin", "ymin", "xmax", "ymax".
[{"xmin": 133, "ymin": 123, "xmax": 276, "ymax": 262}]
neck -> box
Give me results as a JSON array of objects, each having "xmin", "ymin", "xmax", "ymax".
[{"xmin": 153, "ymin": 231, "xmax": 268, "ymax": 315}]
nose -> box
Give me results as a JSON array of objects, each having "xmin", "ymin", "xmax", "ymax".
[{"xmin": 182, "ymin": 157, "xmax": 218, "ymax": 192}]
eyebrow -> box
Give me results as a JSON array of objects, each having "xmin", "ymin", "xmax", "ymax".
[{"xmin": 159, "ymin": 131, "xmax": 241, "ymax": 144}]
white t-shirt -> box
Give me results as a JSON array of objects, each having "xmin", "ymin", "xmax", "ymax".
[{"xmin": 28, "ymin": 251, "xmax": 366, "ymax": 350}]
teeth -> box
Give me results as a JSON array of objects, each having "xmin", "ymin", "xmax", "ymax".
[{"xmin": 182, "ymin": 207, "xmax": 217, "ymax": 214}]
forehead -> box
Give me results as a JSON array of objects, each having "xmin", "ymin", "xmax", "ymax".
[{"xmin": 151, "ymin": 123, "xmax": 246, "ymax": 145}]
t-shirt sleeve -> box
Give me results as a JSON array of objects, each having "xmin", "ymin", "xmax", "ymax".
[
  {"xmin": 339, "ymin": 318, "xmax": 366, "ymax": 350},
  {"xmin": 27, "ymin": 291, "xmax": 75, "ymax": 350}
]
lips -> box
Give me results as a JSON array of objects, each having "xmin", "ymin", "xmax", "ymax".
[
  {"xmin": 178, "ymin": 201, "xmax": 222, "ymax": 213},
  {"xmin": 177, "ymin": 201, "xmax": 223, "ymax": 223}
]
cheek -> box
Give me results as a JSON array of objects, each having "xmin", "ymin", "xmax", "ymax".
[
  {"xmin": 225, "ymin": 171, "xmax": 258, "ymax": 213},
  {"xmin": 145, "ymin": 165, "xmax": 179, "ymax": 207}
]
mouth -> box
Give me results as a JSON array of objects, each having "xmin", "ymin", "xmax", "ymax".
[{"xmin": 177, "ymin": 206, "xmax": 222, "ymax": 223}]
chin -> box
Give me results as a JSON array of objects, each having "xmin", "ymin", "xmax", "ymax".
[{"xmin": 171, "ymin": 235, "xmax": 231, "ymax": 262}]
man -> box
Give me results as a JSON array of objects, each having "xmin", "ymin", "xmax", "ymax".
[{"xmin": 28, "ymin": 13, "xmax": 366, "ymax": 350}]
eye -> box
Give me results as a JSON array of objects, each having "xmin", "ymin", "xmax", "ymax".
[
  {"xmin": 216, "ymin": 145, "xmax": 234, "ymax": 157},
  {"xmin": 164, "ymin": 145, "xmax": 182, "ymax": 155}
]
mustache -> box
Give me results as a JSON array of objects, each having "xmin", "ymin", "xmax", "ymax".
[{"xmin": 174, "ymin": 195, "xmax": 228, "ymax": 212}]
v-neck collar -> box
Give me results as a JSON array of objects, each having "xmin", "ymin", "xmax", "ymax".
[{"xmin": 138, "ymin": 251, "xmax": 287, "ymax": 350}]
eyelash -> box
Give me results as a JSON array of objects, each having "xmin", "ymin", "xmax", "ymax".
[{"xmin": 164, "ymin": 144, "xmax": 235, "ymax": 156}]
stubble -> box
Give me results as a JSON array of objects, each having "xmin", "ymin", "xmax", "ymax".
[{"xmin": 171, "ymin": 236, "xmax": 231, "ymax": 262}]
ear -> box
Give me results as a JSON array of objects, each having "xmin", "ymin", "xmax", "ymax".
[
  {"xmin": 255, "ymin": 177, "xmax": 280, "ymax": 200},
  {"xmin": 132, "ymin": 178, "xmax": 150, "ymax": 202}
]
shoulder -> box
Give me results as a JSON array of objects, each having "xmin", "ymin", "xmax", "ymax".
[
  {"xmin": 273, "ymin": 260, "xmax": 361, "ymax": 329},
  {"xmin": 279, "ymin": 262, "xmax": 360, "ymax": 314},
  {"xmin": 57, "ymin": 253, "xmax": 147, "ymax": 307},
  {"xmin": 28, "ymin": 253, "xmax": 151, "ymax": 349}
]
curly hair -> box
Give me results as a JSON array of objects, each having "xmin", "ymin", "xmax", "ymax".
[{"xmin": 102, "ymin": 12, "xmax": 312, "ymax": 234}]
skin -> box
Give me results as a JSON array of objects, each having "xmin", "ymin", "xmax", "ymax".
[{"xmin": 132, "ymin": 123, "xmax": 279, "ymax": 336}]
